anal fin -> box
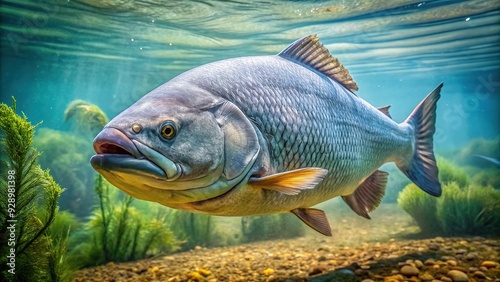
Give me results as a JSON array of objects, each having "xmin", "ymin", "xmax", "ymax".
[
  {"xmin": 249, "ymin": 167, "xmax": 328, "ymax": 195},
  {"xmin": 342, "ymin": 170, "xmax": 388, "ymax": 219},
  {"xmin": 291, "ymin": 208, "xmax": 332, "ymax": 236}
]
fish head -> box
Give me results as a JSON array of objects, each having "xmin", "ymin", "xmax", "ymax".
[{"xmin": 90, "ymin": 85, "xmax": 260, "ymax": 206}]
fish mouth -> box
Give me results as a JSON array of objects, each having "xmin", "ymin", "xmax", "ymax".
[{"xmin": 90, "ymin": 127, "xmax": 181, "ymax": 181}]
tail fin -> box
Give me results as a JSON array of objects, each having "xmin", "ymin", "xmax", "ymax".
[{"xmin": 398, "ymin": 83, "xmax": 443, "ymax": 197}]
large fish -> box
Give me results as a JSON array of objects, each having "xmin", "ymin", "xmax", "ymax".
[{"xmin": 91, "ymin": 35, "xmax": 443, "ymax": 236}]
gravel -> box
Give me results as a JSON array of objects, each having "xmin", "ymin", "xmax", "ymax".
[{"xmin": 74, "ymin": 204, "xmax": 500, "ymax": 282}]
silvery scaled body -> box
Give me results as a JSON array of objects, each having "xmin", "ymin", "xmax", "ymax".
[{"xmin": 91, "ymin": 35, "xmax": 442, "ymax": 236}]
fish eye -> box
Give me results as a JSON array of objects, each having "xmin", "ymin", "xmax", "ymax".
[
  {"xmin": 132, "ymin": 123, "xmax": 142, "ymax": 133},
  {"xmin": 160, "ymin": 121, "xmax": 177, "ymax": 140}
]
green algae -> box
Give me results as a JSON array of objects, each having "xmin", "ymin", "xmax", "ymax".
[
  {"xmin": 166, "ymin": 210, "xmax": 212, "ymax": 250},
  {"xmin": 64, "ymin": 99, "xmax": 108, "ymax": 138},
  {"xmin": 69, "ymin": 176, "xmax": 180, "ymax": 267},
  {"xmin": 398, "ymin": 156, "xmax": 500, "ymax": 236},
  {"xmin": 437, "ymin": 183, "xmax": 500, "ymax": 235},
  {"xmin": 0, "ymin": 98, "xmax": 73, "ymax": 282},
  {"xmin": 241, "ymin": 213, "xmax": 305, "ymax": 242}
]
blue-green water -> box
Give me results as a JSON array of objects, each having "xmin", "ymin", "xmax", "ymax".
[
  {"xmin": 1, "ymin": 0, "xmax": 499, "ymax": 149},
  {"xmin": 1, "ymin": 2, "xmax": 500, "ymax": 279}
]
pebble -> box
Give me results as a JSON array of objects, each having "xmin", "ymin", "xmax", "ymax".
[
  {"xmin": 308, "ymin": 264, "xmax": 326, "ymax": 276},
  {"xmin": 384, "ymin": 274, "xmax": 403, "ymax": 282},
  {"xmin": 446, "ymin": 260, "xmax": 458, "ymax": 266},
  {"xmin": 414, "ymin": 260, "xmax": 423, "ymax": 268},
  {"xmin": 188, "ymin": 271, "xmax": 203, "ymax": 282},
  {"xmin": 473, "ymin": 270, "xmax": 487, "ymax": 279},
  {"xmin": 198, "ymin": 268, "xmax": 211, "ymax": 276},
  {"xmin": 481, "ymin": 261, "xmax": 498, "ymax": 268},
  {"xmin": 447, "ymin": 270, "xmax": 468, "ymax": 282},
  {"xmin": 469, "ymin": 267, "xmax": 479, "ymax": 274},
  {"xmin": 308, "ymin": 268, "xmax": 356, "ymax": 282},
  {"xmin": 419, "ymin": 272, "xmax": 434, "ymax": 281},
  {"xmin": 428, "ymin": 243, "xmax": 440, "ymax": 251},
  {"xmin": 434, "ymin": 237, "xmax": 445, "ymax": 243},
  {"xmin": 71, "ymin": 221, "xmax": 500, "ymax": 282},
  {"xmin": 442, "ymin": 256, "xmax": 454, "ymax": 261},
  {"xmin": 317, "ymin": 255, "xmax": 327, "ymax": 262},
  {"xmin": 424, "ymin": 258, "xmax": 436, "ymax": 266},
  {"xmin": 464, "ymin": 252, "xmax": 477, "ymax": 260},
  {"xmin": 400, "ymin": 265, "xmax": 419, "ymax": 276},
  {"xmin": 263, "ymin": 268, "xmax": 274, "ymax": 276},
  {"xmin": 451, "ymin": 266, "xmax": 467, "ymax": 273},
  {"xmin": 355, "ymin": 269, "xmax": 369, "ymax": 276}
]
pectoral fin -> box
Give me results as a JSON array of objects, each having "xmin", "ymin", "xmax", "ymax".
[
  {"xmin": 342, "ymin": 170, "xmax": 388, "ymax": 219},
  {"xmin": 291, "ymin": 208, "xmax": 332, "ymax": 236},
  {"xmin": 248, "ymin": 168, "xmax": 328, "ymax": 195}
]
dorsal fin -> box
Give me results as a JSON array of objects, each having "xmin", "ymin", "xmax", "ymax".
[
  {"xmin": 278, "ymin": 35, "xmax": 358, "ymax": 92},
  {"xmin": 378, "ymin": 105, "xmax": 392, "ymax": 119}
]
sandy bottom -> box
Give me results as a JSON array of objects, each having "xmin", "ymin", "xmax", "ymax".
[{"xmin": 74, "ymin": 203, "xmax": 500, "ymax": 282}]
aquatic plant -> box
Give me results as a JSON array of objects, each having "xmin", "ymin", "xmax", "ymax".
[
  {"xmin": 437, "ymin": 183, "xmax": 500, "ymax": 236},
  {"xmin": 0, "ymin": 99, "xmax": 73, "ymax": 282},
  {"xmin": 382, "ymin": 165, "xmax": 410, "ymax": 203},
  {"xmin": 241, "ymin": 213, "xmax": 305, "ymax": 243},
  {"xmin": 435, "ymin": 156, "xmax": 468, "ymax": 188},
  {"xmin": 167, "ymin": 210, "xmax": 212, "ymax": 250},
  {"xmin": 439, "ymin": 138, "xmax": 499, "ymax": 189},
  {"xmin": 64, "ymin": 99, "xmax": 108, "ymax": 138},
  {"xmin": 69, "ymin": 176, "xmax": 180, "ymax": 267},
  {"xmin": 397, "ymin": 184, "xmax": 439, "ymax": 234},
  {"xmin": 34, "ymin": 128, "xmax": 96, "ymax": 217},
  {"xmin": 469, "ymin": 169, "xmax": 500, "ymax": 189},
  {"xmin": 398, "ymin": 156, "xmax": 500, "ymax": 236},
  {"xmin": 48, "ymin": 211, "xmax": 80, "ymax": 282}
]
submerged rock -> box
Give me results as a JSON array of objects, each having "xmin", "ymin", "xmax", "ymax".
[
  {"xmin": 400, "ymin": 265, "xmax": 419, "ymax": 276},
  {"xmin": 447, "ymin": 270, "xmax": 468, "ymax": 282},
  {"xmin": 481, "ymin": 261, "xmax": 498, "ymax": 268},
  {"xmin": 308, "ymin": 268, "xmax": 356, "ymax": 282}
]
